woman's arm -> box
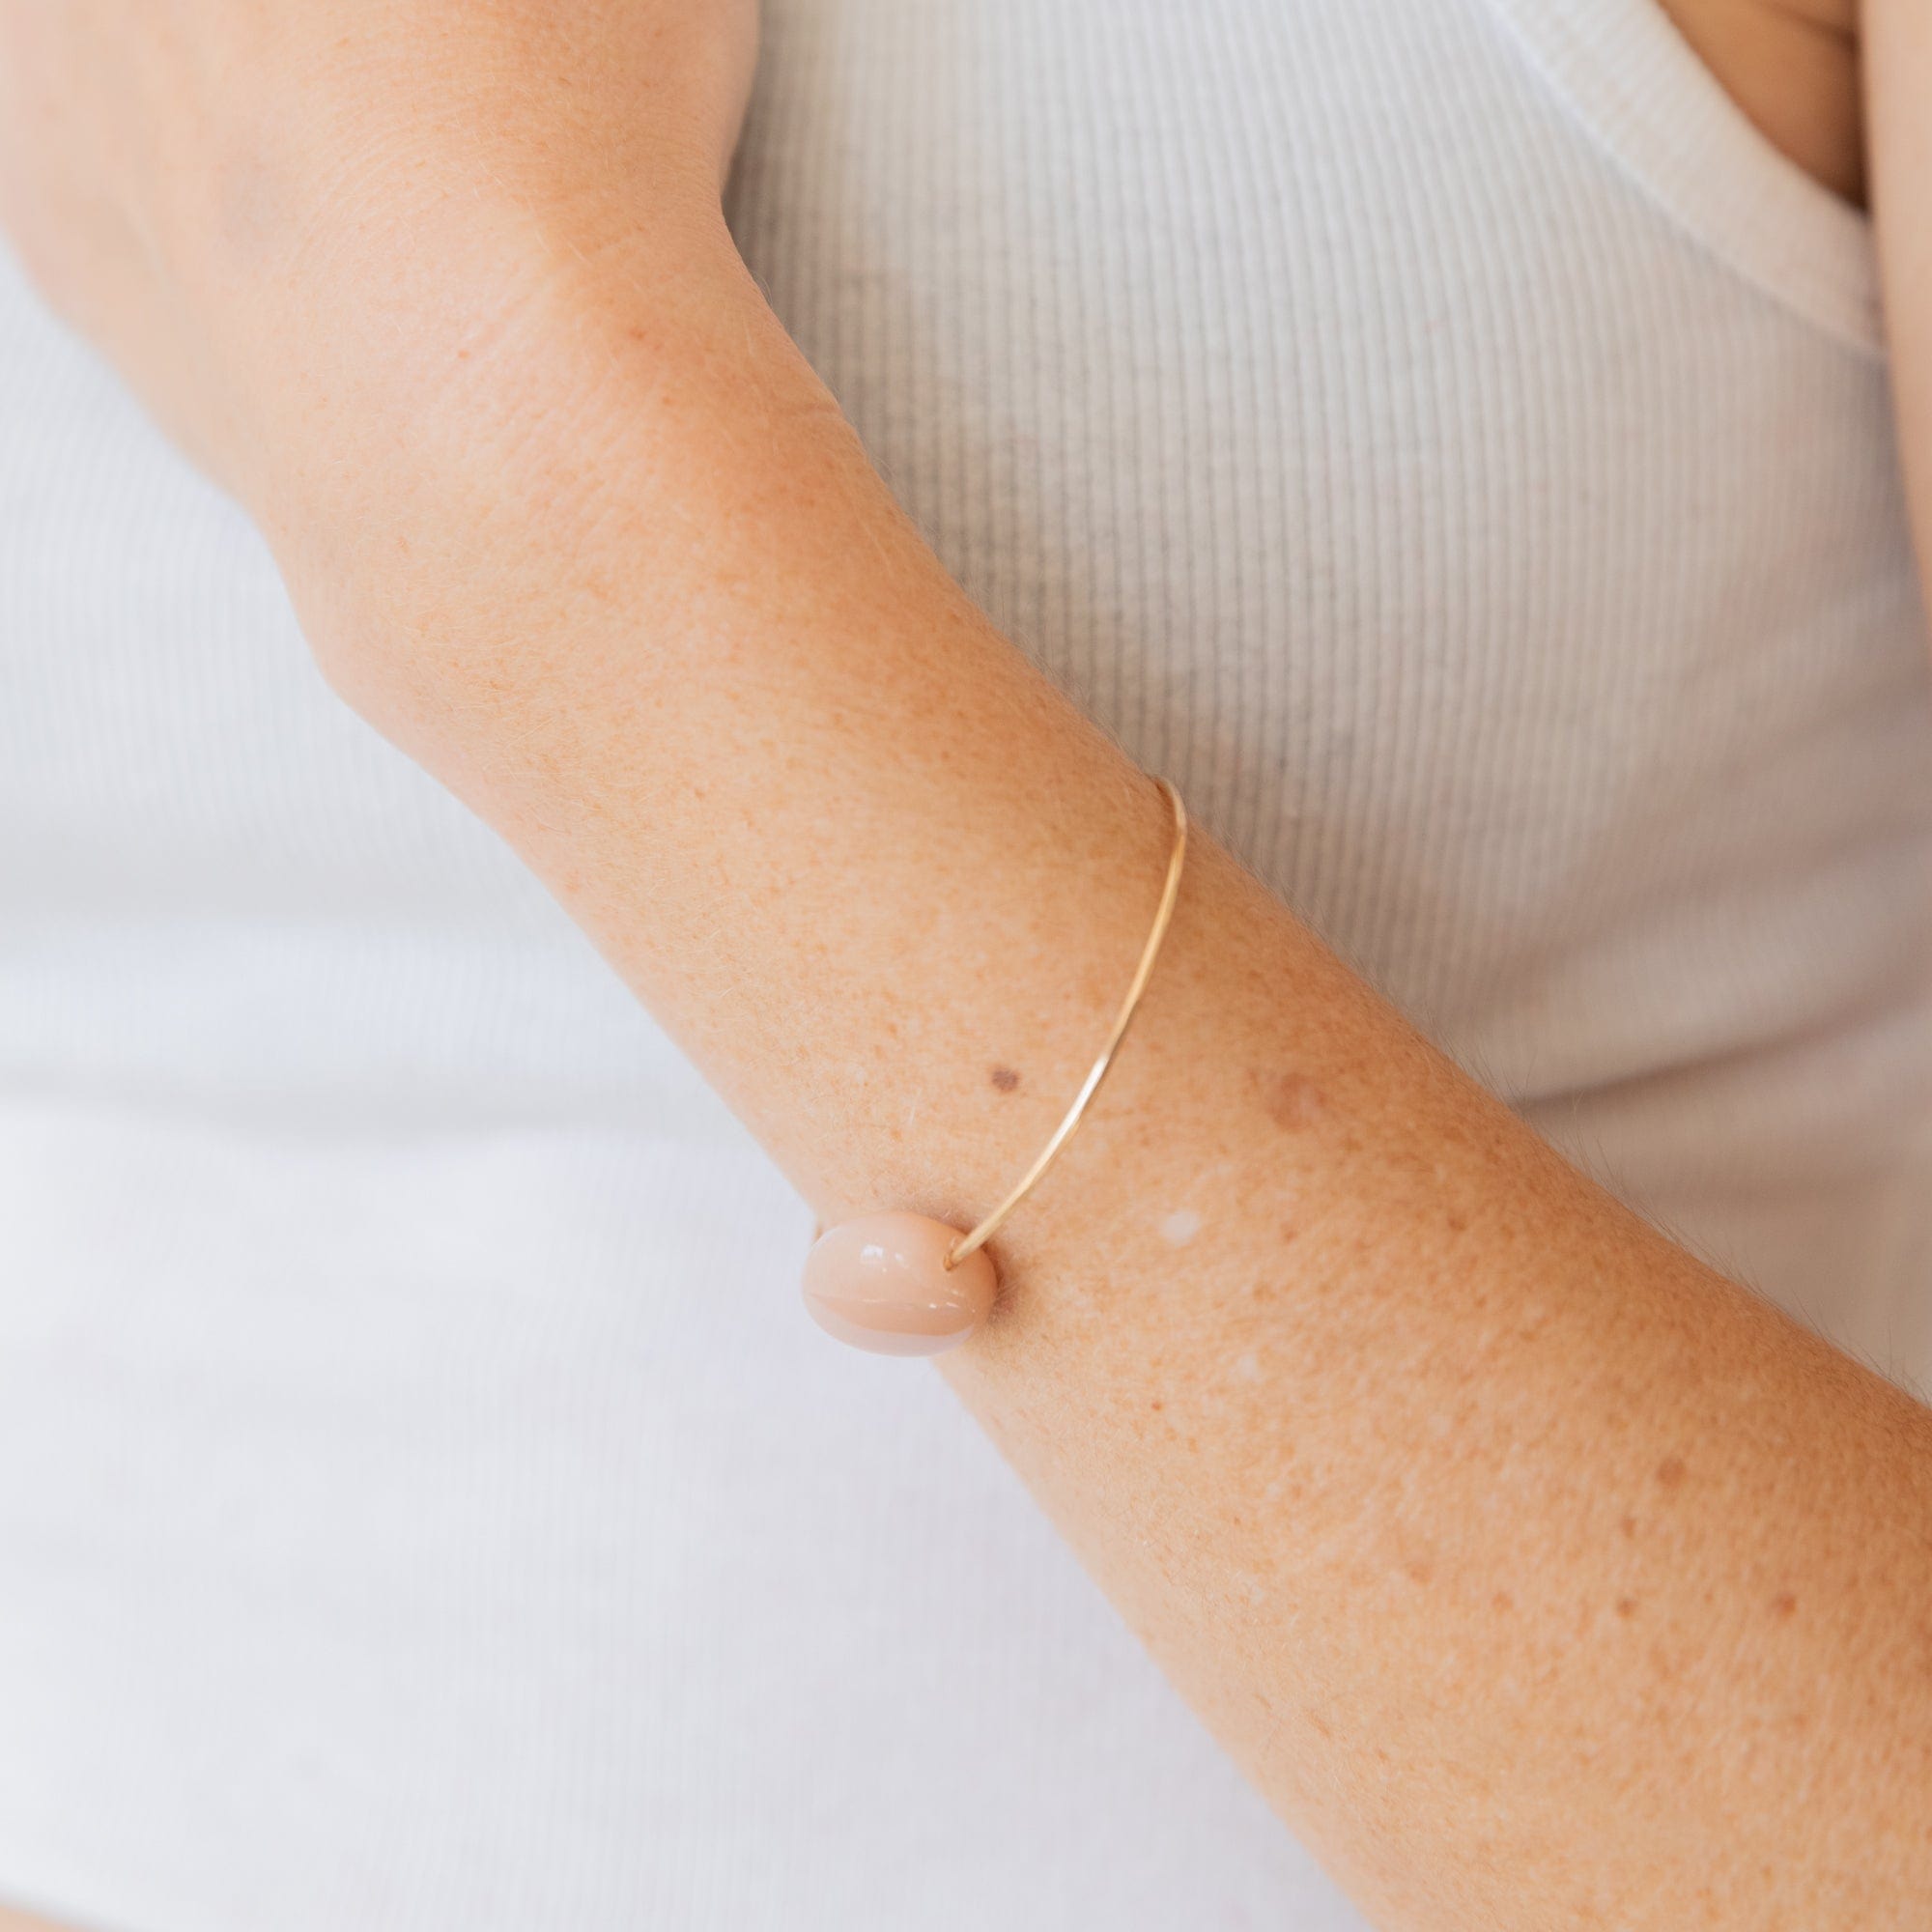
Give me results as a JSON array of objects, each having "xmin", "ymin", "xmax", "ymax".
[
  {"xmin": 7, "ymin": 6, "xmax": 1931, "ymax": 1926},
  {"xmin": 324, "ymin": 235, "xmax": 1932, "ymax": 1932}
]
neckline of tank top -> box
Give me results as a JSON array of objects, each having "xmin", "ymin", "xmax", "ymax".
[{"xmin": 1479, "ymin": 0, "xmax": 1880, "ymax": 360}]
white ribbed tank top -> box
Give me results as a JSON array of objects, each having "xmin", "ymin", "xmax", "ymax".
[{"xmin": 1, "ymin": 3, "xmax": 1928, "ymax": 1928}]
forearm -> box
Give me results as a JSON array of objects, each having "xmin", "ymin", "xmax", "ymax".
[{"xmin": 285, "ymin": 239, "xmax": 1932, "ymax": 1928}]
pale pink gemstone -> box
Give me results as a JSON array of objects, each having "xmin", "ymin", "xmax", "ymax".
[{"xmin": 801, "ymin": 1211, "xmax": 998, "ymax": 1356}]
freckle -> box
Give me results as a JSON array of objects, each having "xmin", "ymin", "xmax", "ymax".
[
  {"xmin": 1491, "ymin": 1591, "xmax": 1514, "ymax": 1614},
  {"xmin": 1160, "ymin": 1208, "xmax": 1203, "ymax": 1246},
  {"xmin": 1404, "ymin": 1556, "xmax": 1435, "ymax": 1586},
  {"xmin": 1655, "ymin": 1457, "xmax": 1688, "ymax": 1491},
  {"xmin": 1258, "ymin": 1071, "xmax": 1326, "ymax": 1130},
  {"xmin": 1620, "ymin": 1514, "xmax": 1638, "ymax": 1538},
  {"xmin": 1278, "ymin": 1221, "xmax": 1299, "ymax": 1245},
  {"xmin": 1770, "ymin": 1592, "xmax": 1798, "ymax": 1619},
  {"xmin": 1446, "ymin": 1210, "xmax": 1468, "ymax": 1235},
  {"xmin": 1615, "ymin": 1596, "xmax": 1638, "ymax": 1619},
  {"xmin": 989, "ymin": 1065, "xmax": 1019, "ymax": 1093},
  {"xmin": 1150, "ymin": 1400, "xmax": 1163, "ymax": 1411}
]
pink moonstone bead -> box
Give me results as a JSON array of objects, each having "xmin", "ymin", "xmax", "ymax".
[{"xmin": 802, "ymin": 1211, "xmax": 998, "ymax": 1356}]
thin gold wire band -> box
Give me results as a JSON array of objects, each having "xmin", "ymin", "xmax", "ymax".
[{"xmin": 942, "ymin": 773, "xmax": 1188, "ymax": 1271}]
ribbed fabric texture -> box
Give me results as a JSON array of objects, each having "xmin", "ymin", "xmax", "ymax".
[{"xmin": 0, "ymin": 3, "xmax": 1928, "ymax": 1928}]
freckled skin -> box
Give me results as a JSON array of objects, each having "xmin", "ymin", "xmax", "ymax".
[
  {"xmin": 1655, "ymin": 1458, "xmax": 1689, "ymax": 1492},
  {"xmin": 1254, "ymin": 1068, "xmax": 1326, "ymax": 1130}
]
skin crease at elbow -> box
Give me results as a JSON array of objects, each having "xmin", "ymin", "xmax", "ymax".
[{"xmin": 0, "ymin": 3, "xmax": 1923, "ymax": 1932}]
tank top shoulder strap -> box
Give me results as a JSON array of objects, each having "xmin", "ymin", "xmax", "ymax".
[{"xmin": 1476, "ymin": 0, "xmax": 1880, "ymax": 356}]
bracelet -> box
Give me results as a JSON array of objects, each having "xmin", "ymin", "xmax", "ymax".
[{"xmin": 801, "ymin": 774, "xmax": 1189, "ymax": 1355}]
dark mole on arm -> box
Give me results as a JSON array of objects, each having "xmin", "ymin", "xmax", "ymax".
[{"xmin": 989, "ymin": 1066, "xmax": 1020, "ymax": 1092}]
